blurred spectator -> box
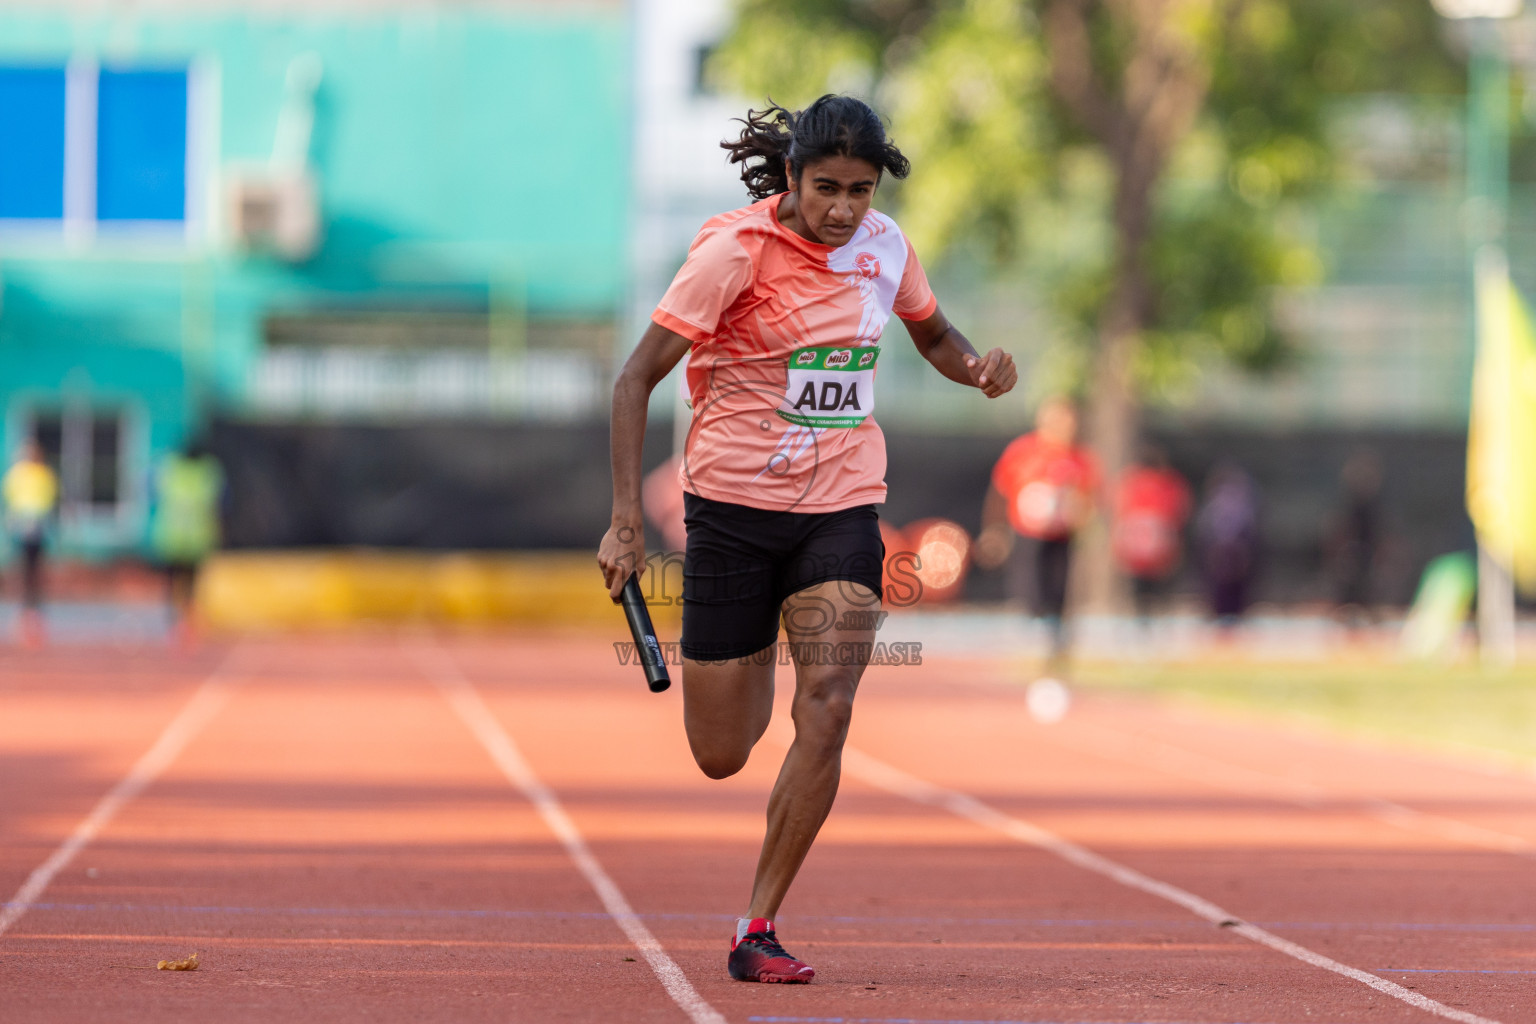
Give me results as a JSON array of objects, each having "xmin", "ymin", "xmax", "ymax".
[
  {"xmin": 1195, "ymin": 463, "xmax": 1260, "ymax": 626},
  {"xmin": 3, "ymin": 438, "xmax": 58, "ymax": 647},
  {"xmin": 151, "ymin": 442, "xmax": 225, "ymax": 645},
  {"xmin": 1329, "ymin": 448, "xmax": 1384, "ymax": 625},
  {"xmin": 979, "ymin": 396, "xmax": 1098, "ymax": 662},
  {"xmin": 1113, "ymin": 446, "xmax": 1191, "ymax": 621}
]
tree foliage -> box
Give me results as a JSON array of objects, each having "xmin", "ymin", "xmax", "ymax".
[
  {"xmin": 712, "ymin": 0, "xmax": 1458, "ymax": 397},
  {"xmin": 713, "ymin": 0, "xmax": 1459, "ymax": 606}
]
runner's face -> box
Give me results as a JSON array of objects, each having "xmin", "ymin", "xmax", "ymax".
[{"xmin": 786, "ymin": 155, "xmax": 880, "ymax": 246}]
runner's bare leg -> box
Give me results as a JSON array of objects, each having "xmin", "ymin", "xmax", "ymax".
[
  {"xmin": 681, "ymin": 656, "xmax": 776, "ymax": 779},
  {"xmin": 746, "ymin": 580, "xmax": 878, "ymax": 920}
]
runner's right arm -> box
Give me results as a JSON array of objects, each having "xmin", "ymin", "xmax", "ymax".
[{"xmin": 598, "ymin": 323, "xmax": 692, "ymax": 600}]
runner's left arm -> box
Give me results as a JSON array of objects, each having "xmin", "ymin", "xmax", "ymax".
[{"xmin": 903, "ymin": 305, "xmax": 1017, "ymax": 398}]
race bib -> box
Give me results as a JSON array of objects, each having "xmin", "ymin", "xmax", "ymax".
[
  {"xmin": 777, "ymin": 345, "xmax": 879, "ymax": 428},
  {"xmin": 1014, "ymin": 481, "xmax": 1086, "ymax": 538}
]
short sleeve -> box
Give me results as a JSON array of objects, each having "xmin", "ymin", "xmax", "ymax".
[
  {"xmin": 991, "ymin": 436, "xmax": 1030, "ymax": 497},
  {"xmin": 893, "ymin": 235, "xmax": 938, "ymax": 321},
  {"xmin": 653, "ymin": 225, "xmax": 755, "ymax": 344}
]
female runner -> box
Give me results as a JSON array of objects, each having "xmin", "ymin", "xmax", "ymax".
[{"xmin": 598, "ymin": 94, "xmax": 1017, "ymax": 983}]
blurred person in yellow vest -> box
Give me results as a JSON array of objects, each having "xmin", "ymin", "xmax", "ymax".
[
  {"xmin": 151, "ymin": 441, "xmax": 224, "ymax": 646},
  {"xmin": 3, "ymin": 438, "xmax": 58, "ymax": 648}
]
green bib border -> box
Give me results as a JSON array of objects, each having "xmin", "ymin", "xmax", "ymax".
[
  {"xmin": 787, "ymin": 344, "xmax": 881, "ymax": 372},
  {"xmin": 776, "ymin": 410, "xmax": 868, "ymax": 428}
]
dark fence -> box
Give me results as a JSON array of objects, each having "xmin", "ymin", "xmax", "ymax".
[
  {"xmin": 210, "ymin": 419, "xmax": 669, "ymax": 551},
  {"xmin": 211, "ymin": 418, "xmax": 1474, "ymax": 607}
]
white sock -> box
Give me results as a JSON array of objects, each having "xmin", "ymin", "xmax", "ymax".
[{"xmin": 736, "ymin": 916, "xmax": 772, "ymax": 942}]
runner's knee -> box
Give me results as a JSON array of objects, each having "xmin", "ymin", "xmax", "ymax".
[
  {"xmin": 690, "ymin": 740, "xmax": 752, "ymax": 780},
  {"xmin": 791, "ymin": 685, "xmax": 855, "ymax": 751},
  {"xmin": 685, "ymin": 717, "xmax": 756, "ymax": 779}
]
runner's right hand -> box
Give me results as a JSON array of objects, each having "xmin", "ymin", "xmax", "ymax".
[{"xmin": 598, "ymin": 522, "xmax": 647, "ymax": 601}]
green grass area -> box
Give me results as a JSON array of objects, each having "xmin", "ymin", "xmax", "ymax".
[{"xmin": 1074, "ymin": 659, "xmax": 1536, "ymax": 766}]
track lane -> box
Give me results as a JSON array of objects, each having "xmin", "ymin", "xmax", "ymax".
[
  {"xmin": 1, "ymin": 639, "xmax": 692, "ymax": 1023},
  {"xmin": 846, "ymin": 658, "xmax": 1534, "ymax": 1023},
  {"xmin": 414, "ymin": 641, "xmax": 726, "ymax": 1024},
  {"xmin": 0, "ymin": 647, "xmax": 238, "ymax": 921},
  {"xmin": 450, "ymin": 634, "xmax": 1487, "ymax": 1024},
  {"xmin": 4, "ymin": 632, "xmax": 1534, "ymax": 1023}
]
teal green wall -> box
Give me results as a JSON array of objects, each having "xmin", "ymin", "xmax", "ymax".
[{"xmin": 0, "ymin": 9, "xmax": 630, "ymax": 557}]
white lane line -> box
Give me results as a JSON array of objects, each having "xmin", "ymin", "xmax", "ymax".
[
  {"xmin": 0, "ymin": 648, "xmax": 244, "ymax": 939},
  {"xmin": 413, "ymin": 646, "xmax": 726, "ymax": 1024},
  {"xmin": 841, "ymin": 745, "xmax": 1506, "ymax": 1024},
  {"xmin": 1049, "ymin": 720, "xmax": 1536, "ymax": 857},
  {"xmin": 943, "ymin": 668, "xmax": 1536, "ymax": 858}
]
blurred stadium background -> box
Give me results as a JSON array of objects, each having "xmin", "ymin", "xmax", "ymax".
[{"xmin": 0, "ymin": 0, "xmax": 1528, "ymax": 639}]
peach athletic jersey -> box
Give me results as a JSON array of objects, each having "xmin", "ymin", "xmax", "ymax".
[{"xmin": 653, "ymin": 193, "xmax": 937, "ymax": 513}]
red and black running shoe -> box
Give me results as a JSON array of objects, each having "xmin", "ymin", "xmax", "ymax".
[{"xmin": 728, "ymin": 918, "xmax": 815, "ymax": 983}]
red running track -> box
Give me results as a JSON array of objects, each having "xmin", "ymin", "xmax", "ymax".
[{"xmin": 1, "ymin": 632, "xmax": 1534, "ymax": 1024}]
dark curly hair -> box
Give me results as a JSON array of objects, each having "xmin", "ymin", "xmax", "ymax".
[{"xmin": 721, "ymin": 95, "xmax": 911, "ymax": 201}]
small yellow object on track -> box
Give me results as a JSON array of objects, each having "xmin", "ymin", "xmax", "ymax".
[{"xmin": 157, "ymin": 952, "xmax": 199, "ymax": 971}]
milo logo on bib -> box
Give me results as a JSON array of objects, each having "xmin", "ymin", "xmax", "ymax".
[{"xmin": 778, "ymin": 345, "xmax": 880, "ymax": 428}]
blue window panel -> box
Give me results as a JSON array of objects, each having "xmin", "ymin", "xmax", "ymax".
[
  {"xmin": 96, "ymin": 69, "xmax": 187, "ymax": 222},
  {"xmin": 0, "ymin": 67, "xmax": 66, "ymax": 219}
]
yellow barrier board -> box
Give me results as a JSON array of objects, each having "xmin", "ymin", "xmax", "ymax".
[{"xmin": 198, "ymin": 551, "xmax": 684, "ymax": 629}]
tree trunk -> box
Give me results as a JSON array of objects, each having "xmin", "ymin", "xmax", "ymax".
[
  {"xmin": 1040, "ymin": 0, "xmax": 1219, "ymax": 616},
  {"xmin": 1073, "ymin": 174, "xmax": 1153, "ymax": 615},
  {"xmin": 1074, "ymin": 295, "xmax": 1140, "ymax": 614}
]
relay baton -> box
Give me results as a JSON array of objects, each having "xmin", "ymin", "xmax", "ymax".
[{"xmin": 620, "ymin": 573, "xmax": 671, "ymax": 693}]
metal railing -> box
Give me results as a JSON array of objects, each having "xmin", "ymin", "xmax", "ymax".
[{"xmin": 246, "ymin": 348, "xmax": 609, "ymax": 421}]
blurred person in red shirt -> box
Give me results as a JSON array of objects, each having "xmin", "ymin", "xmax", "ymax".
[
  {"xmin": 1113, "ymin": 446, "xmax": 1191, "ymax": 622},
  {"xmin": 977, "ymin": 396, "xmax": 1098, "ymax": 662}
]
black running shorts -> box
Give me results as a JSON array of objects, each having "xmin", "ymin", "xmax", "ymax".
[{"xmin": 680, "ymin": 492, "xmax": 885, "ymax": 661}]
